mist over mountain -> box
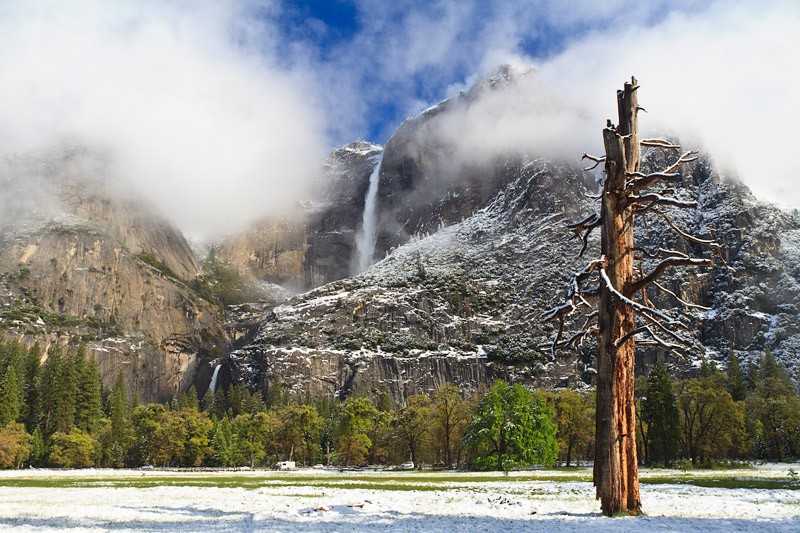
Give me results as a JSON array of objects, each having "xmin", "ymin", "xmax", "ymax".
[
  {"xmin": 0, "ymin": 1, "xmax": 797, "ymax": 243},
  {"xmin": 0, "ymin": 1, "xmax": 798, "ymax": 403}
]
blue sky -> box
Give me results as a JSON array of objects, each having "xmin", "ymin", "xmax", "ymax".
[{"xmin": 274, "ymin": 0, "xmax": 710, "ymax": 144}]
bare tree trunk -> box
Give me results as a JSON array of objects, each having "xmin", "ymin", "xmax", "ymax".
[
  {"xmin": 545, "ymin": 75, "xmax": 716, "ymax": 517},
  {"xmin": 594, "ymin": 78, "xmax": 642, "ymax": 516}
]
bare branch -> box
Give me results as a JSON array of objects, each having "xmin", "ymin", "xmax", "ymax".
[
  {"xmin": 653, "ymin": 280, "xmax": 711, "ymax": 311},
  {"xmin": 627, "ymin": 192, "xmax": 698, "ymax": 209},
  {"xmin": 568, "ymin": 213, "xmax": 602, "ymax": 258},
  {"xmin": 616, "ymin": 325, "xmax": 684, "ymax": 352},
  {"xmin": 584, "ymin": 190, "xmax": 603, "ymax": 200},
  {"xmin": 640, "ymin": 138, "xmax": 680, "ymax": 150},
  {"xmin": 652, "ymin": 208, "xmax": 722, "ymax": 252},
  {"xmin": 661, "ymin": 150, "xmax": 699, "ymax": 175},
  {"xmin": 540, "ymin": 312, "xmax": 599, "ymax": 354},
  {"xmin": 582, "ymin": 153, "xmax": 606, "ymax": 171},
  {"xmin": 567, "ymin": 213, "xmax": 599, "ymax": 229},
  {"xmin": 639, "ymin": 309, "xmax": 694, "ymax": 345},
  {"xmin": 628, "ymin": 256, "xmax": 711, "ymax": 295}
]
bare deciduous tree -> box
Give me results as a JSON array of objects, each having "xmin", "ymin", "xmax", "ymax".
[{"xmin": 543, "ymin": 77, "xmax": 720, "ymax": 516}]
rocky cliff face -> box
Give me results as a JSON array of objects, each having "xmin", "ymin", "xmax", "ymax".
[
  {"xmin": 0, "ymin": 151, "xmax": 226, "ymax": 402},
  {"xmin": 215, "ymin": 142, "xmax": 383, "ymax": 290},
  {"xmin": 224, "ymin": 69, "xmax": 800, "ymax": 403},
  {"xmin": 215, "ymin": 71, "xmax": 527, "ymax": 292},
  {"xmin": 228, "ymin": 158, "xmax": 591, "ymax": 403},
  {"xmin": 6, "ymin": 72, "xmax": 798, "ymax": 405}
]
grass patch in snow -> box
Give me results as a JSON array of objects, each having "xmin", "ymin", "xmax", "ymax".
[{"xmin": 1, "ymin": 469, "xmax": 797, "ymax": 491}]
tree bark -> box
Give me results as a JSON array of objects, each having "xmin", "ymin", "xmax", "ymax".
[{"xmin": 594, "ymin": 78, "xmax": 642, "ymax": 516}]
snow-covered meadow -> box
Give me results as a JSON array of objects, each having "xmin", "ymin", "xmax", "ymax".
[{"xmin": 1, "ymin": 466, "xmax": 798, "ymax": 531}]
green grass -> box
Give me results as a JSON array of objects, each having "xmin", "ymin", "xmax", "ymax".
[
  {"xmin": 640, "ymin": 476, "xmax": 799, "ymax": 490},
  {"xmin": 0, "ymin": 470, "xmax": 796, "ymax": 491}
]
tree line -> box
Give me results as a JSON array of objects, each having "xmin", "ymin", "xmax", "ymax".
[
  {"xmin": 0, "ymin": 341, "xmax": 559, "ymax": 469},
  {"xmin": 0, "ymin": 340, "xmax": 798, "ymax": 469},
  {"xmin": 638, "ymin": 350, "xmax": 800, "ymax": 467}
]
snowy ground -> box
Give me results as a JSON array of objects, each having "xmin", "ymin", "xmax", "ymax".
[{"xmin": 1, "ymin": 466, "xmax": 798, "ymax": 531}]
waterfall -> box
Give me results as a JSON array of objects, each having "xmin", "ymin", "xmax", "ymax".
[
  {"xmin": 355, "ymin": 156, "xmax": 383, "ymax": 272},
  {"xmin": 208, "ymin": 364, "xmax": 221, "ymax": 394}
]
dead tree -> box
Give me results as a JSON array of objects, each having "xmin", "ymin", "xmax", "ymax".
[{"xmin": 542, "ymin": 77, "xmax": 719, "ymax": 516}]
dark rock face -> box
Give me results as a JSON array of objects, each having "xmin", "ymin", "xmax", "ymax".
[
  {"xmin": 305, "ymin": 142, "xmax": 384, "ymax": 285},
  {"xmin": 217, "ymin": 71, "xmax": 532, "ymax": 291},
  {"xmin": 229, "ymin": 159, "xmax": 597, "ymax": 403},
  {"xmin": 227, "ymin": 71, "xmax": 800, "ymax": 401},
  {"xmin": 6, "ymin": 72, "xmax": 797, "ymax": 405}
]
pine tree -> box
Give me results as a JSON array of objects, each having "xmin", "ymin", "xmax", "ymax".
[
  {"xmin": 726, "ymin": 352, "xmax": 747, "ymax": 402},
  {"xmin": 53, "ymin": 348, "xmax": 79, "ymax": 433},
  {"xmin": 22, "ymin": 344, "xmax": 41, "ymax": 431},
  {"xmin": 36, "ymin": 346, "xmax": 61, "ymax": 435},
  {"xmin": 108, "ymin": 373, "xmax": 132, "ymax": 467},
  {"xmin": 211, "ymin": 417, "xmax": 241, "ymax": 467},
  {"xmin": 241, "ymin": 388, "xmax": 265, "ymax": 414},
  {"xmin": 75, "ymin": 351, "xmax": 102, "ymax": 433},
  {"xmin": 177, "ymin": 386, "xmax": 200, "ymax": 411},
  {"xmin": 29, "ymin": 427, "xmax": 47, "ymax": 466},
  {"xmin": 226, "ymin": 384, "xmax": 244, "ymax": 417},
  {"xmin": 641, "ymin": 362, "xmax": 679, "ymax": 467},
  {"xmin": 208, "ymin": 388, "xmax": 227, "ymax": 419},
  {"xmin": 757, "ymin": 349, "xmax": 794, "ymax": 398},
  {"xmin": 699, "ymin": 357, "xmax": 720, "ymax": 378},
  {"xmin": 0, "ymin": 364, "xmax": 22, "ymax": 425}
]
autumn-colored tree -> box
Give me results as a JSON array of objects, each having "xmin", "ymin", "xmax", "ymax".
[
  {"xmin": 393, "ymin": 394, "xmax": 432, "ymax": 466},
  {"xmin": 48, "ymin": 429, "xmax": 97, "ymax": 468},
  {"xmin": 547, "ymin": 390, "xmax": 595, "ymax": 466},
  {"xmin": 431, "ymin": 384, "xmax": 471, "ymax": 468},
  {"xmin": 676, "ymin": 375, "xmax": 744, "ymax": 465},
  {"xmin": 130, "ymin": 404, "xmax": 187, "ymax": 467},
  {"xmin": 0, "ymin": 422, "xmax": 32, "ymax": 469}
]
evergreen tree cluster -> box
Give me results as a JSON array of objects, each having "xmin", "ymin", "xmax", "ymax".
[
  {"xmin": 2, "ymin": 339, "xmax": 799, "ymax": 470},
  {"xmin": 637, "ymin": 351, "xmax": 800, "ymax": 467}
]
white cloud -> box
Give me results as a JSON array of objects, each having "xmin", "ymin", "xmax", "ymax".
[
  {"xmin": 1, "ymin": 0, "xmax": 797, "ymax": 245},
  {"xmin": 371, "ymin": 0, "xmax": 800, "ymax": 207},
  {"xmin": 0, "ymin": 0, "xmax": 328, "ymax": 239}
]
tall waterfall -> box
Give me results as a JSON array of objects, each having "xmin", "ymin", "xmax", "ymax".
[
  {"xmin": 355, "ymin": 156, "xmax": 383, "ymax": 272},
  {"xmin": 207, "ymin": 364, "xmax": 221, "ymax": 394}
]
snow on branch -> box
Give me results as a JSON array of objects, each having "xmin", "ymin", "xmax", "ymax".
[
  {"xmin": 541, "ymin": 259, "xmax": 604, "ymax": 356},
  {"xmin": 599, "ymin": 267, "xmax": 677, "ymax": 325},
  {"xmin": 581, "ymin": 153, "xmax": 606, "ymax": 171},
  {"xmin": 627, "ymin": 192, "xmax": 698, "ymax": 209},
  {"xmin": 626, "ymin": 171, "xmax": 681, "ymax": 192},
  {"xmin": 628, "ymin": 256, "xmax": 711, "ymax": 295},
  {"xmin": 640, "ymin": 138, "xmax": 680, "ymax": 150},
  {"xmin": 660, "ymin": 150, "xmax": 699, "ymax": 175}
]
